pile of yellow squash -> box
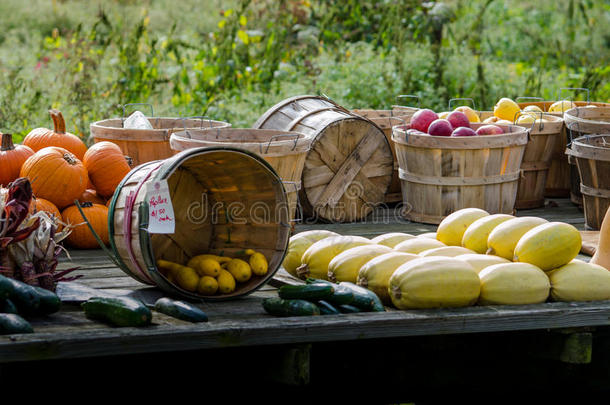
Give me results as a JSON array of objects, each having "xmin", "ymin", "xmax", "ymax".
[{"xmin": 282, "ymin": 206, "xmax": 610, "ymax": 310}]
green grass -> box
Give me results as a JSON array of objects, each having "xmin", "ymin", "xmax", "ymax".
[{"xmin": 0, "ymin": 0, "xmax": 608, "ymax": 141}]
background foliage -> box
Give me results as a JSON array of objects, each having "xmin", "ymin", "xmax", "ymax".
[{"xmin": 0, "ymin": 0, "xmax": 608, "ymax": 141}]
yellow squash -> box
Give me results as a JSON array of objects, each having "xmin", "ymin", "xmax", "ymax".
[
  {"xmin": 357, "ymin": 251, "xmax": 419, "ymax": 305},
  {"xmin": 417, "ymin": 232, "xmax": 437, "ymax": 239},
  {"xmin": 513, "ymin": 222, "xmax": 581, "ymax": 271},
  {"xmin": 190, "ymin": 258, "xmax": 221, "ymax": 278},
  {"xmin": 247, "ymin": 251, "xmax": 269, "ymax": 276},
  {"xmin": 419, "ymin": 246, "xmax": 476, "ymax": 257},
  {"xmin": 548, "ymin": 260, "xmax": 610, "ymax": 302},
  {"xmin": 436, "ymin": 208, "xmax": 489, "ymax": 246},
  {"xmin": 454, "ymin": 253, "xmax": 510, "ymax": 274},
  {"xmin": 174, "ymin": 266, "xmax": 200, "ymax": 292},
  {"xmin": 296, "ymin": 235, "xmax": 373, "ymax": 281},
  {"xmin": 486, "ymin": 216, "xmax": 549, "ymax": 260},
  {"xmin": 388, "ymin": 257, "xmax": 480, "ymax": 309},
  {"xmin": 461, "ymin": 214, "xmax": 514, "ymax": 254},
  {"xmin": 217, "ymin": 269, "xmax": 236, "ymax": 294},
  {"xmin": 493, "ymin": 97, "xmax": 520, "ymax": 121},
  {"xmin": 393, "ymin": 238, "xmax": 446, "ymax": 254},
  {"xmin": 282, "ymin": 230, "xmax": 339, "ymax": 277},
  {"xmin": 226, "ymin": 259, "xmax": 252, "ymax": 283},
  {"xmin": 478, "ymin": 263, "xmax": 550, "ymax": 305},
  {"xmin": 327, "ymin": 244, "xmax": 393, "ymax": 283},
  {"xmin": 371, "ymin": 232, "xmax": 416, "ymax": 248},
  {"xmin": 197, "ymin": 276, "xmax": 219, "ymax": 295}
]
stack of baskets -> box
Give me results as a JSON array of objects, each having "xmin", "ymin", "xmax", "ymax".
[{"xmin": 565, "ymin": 107, "xmax": 610, "ymax": 230}]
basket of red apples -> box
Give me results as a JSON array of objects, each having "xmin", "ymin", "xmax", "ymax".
[{"xmin": 391, "ymin": 108, "xmax": 528, "ymax": 225}]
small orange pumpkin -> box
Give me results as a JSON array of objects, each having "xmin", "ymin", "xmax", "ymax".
[
  {"xmin": 20, "ymin": 146, "xmax": 88, "ymax": 209},
  {"xmin": 61, "ymin": 202, "xmax": 109, "ymax": 249},
  {"xmin": 0, "ymin": 133, "xmax": 34, "ymax": 186},
  {"xmin": 23, "ymin": 109, "xmax": 88, "ymax": 160},
  {"xmin": 78, "ymin": 188, "xmax": 105, "ymax": 205},
  {"xmin": 30, "ymin": 197, "xmax": 63, "ymax": 232},
  {"xmin": 83, "ymin": 141, "xmax": 131, "ymax": 198}
]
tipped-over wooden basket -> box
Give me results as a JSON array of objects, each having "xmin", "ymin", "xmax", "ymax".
[
  {"xmin": 107, "ymin": 147, "xmax": 291, "ymax": 301},
  {"xmin": 392, "ymin": 123, "xmax": 528, "ymax": 224},
  {"xmin": 90, "ymin": 116, "xmax": 231, "ymax": 167},
  {"xmin": 169, "ymin": 128, "xmax": 311, "ymax": 224}
]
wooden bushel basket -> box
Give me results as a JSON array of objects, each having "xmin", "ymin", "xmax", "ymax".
[
  {"xmin": 169, "ymin": 128, "xmax": 311, "ymax": 224},
  {"xmin": 107, "ymin": 147, "xmax": 291, "ymax": 301},
  {"xmin": 516, "ymin": 97, "xmax": 610, "ymax": 198},
  {"xmin": 254, "ymin": 95, "xmax": 393, "ymax": 223},
  {"xmin": 90, "ymin": 116, "xmax": 231, "ymax": 167},
  {"xmin": 512, "ymin": 113, "xmax": 564, "ymax": 209},
  {"xmin": 567, "ymin": 134, "xmax": 610, "ymax": 230},
  {"xmin": 351, "ymin": 109, "xmax": 413, "ymax": 203},
  {"xmin": 564, "ymin": 107, "xmax": 610, "ymax": 207},
  {"xmin": 392, "ymin": 123, "xmax": 528, "ymax": 224}
]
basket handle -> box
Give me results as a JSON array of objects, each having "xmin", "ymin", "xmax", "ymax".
[
  {"xmin": 565, "ymin": 121, "xmax": 584, "ymax": 147},
  {"xmin": 179, "ymin": 116, "xmax": 216, "ymax": 139},
  {"xmin": 318, "ymin": 93, "xmax": 351, "ymax": 114},
  {"xmin": 557, "ymin": 87, "xmax": 590, "ymax": 104},
  {"xmin": 513, "ymin": 110, "xmax": 544, "ymax": 132},
  {"xmin": 121, "ymin": 103, "xmax": 154, "ymax": 121},
  {"xmin": 395, "ymin": 95, "xmax": 420, "ymax": 108},
  {"xmin": 448, "ymin": 98, "xmax": 477, "ymax": 111},
  {"xmin": 261, "ymin": 133, "xmax": 300, "ymax": 154},
  {"xmin": 73, "ymin": 201, "xmax": 123, "ymax": 269}
]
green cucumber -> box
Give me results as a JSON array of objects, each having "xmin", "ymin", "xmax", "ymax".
[
  {"xmin": 82, "ymin": 296, "xmax": 152, "ymax": 327},
  {"xmin": 5, "ymin": 278, "xmax": 40, "ymax": 315},
  {"xmin": 153, "ymin": 297, "xmax": 208, "ymax": 323},
  {"xmin": 0, "ymin": 313, "xmax": 34, "ymax": 335},
  {"xmin": 338, "ymin": 282, "xmax": 375, "ymax": 311},
  {"xmin": 262, "ymin": 298, "xmax": 320, "ymax": 317},
  {"xmin": 338, "ymin": 304, "xmax": 362, "ymax": 314},
  {"xmin": 340, "ymin": 282, "xmax": 385, "ymax": 312},
  {"xmin": 0, "ymin": 275, "xmax": 12, "ymax": 301},
  {"xmin": 32, "ymin": 286, "xmax": 61, "ymax": 315},
  {"xmin": 278, "ymin": 284, "xmax": 334, "ymax": 300},
  {"xmin": 305, "ymin": 279, "xmax": 354, "ymax": 305},
  {"xmin": 1, "ymin": 299, "xmax": 18, "ymax": 314},
  {"xmin": 316, "ymin": 300, "xmax": 340, "ymax": 315}
]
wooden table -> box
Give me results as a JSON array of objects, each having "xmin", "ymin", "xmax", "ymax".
[{"xmin": 1, "ymin": 199, "xmax": 609, "ymax": 403}]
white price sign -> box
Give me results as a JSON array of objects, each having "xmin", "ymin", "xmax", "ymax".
[{"xmin": 145, "ymin": 179, "xmax": 175, "ymax": 234}]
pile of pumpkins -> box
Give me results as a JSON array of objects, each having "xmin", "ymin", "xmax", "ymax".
[
  {"xmin": 0, "ymin": 109, "xmax": 130, "ymax": 249},
  {"xmin": 282, "ymin": 208, "xmax": 610, "ymax": 310}
]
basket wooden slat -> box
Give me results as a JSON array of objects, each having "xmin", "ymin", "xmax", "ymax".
[
  {"xmin": 254, "ymin": 95, "xmax": 393, "ymax": 223},
  {"xmin": 107, "ymin": 147, "xmax": 291, "ymax": 301},
  {"xmin": 90, "ymin": 117, "xmax": 231, "ymax": 167},
  {"xmin": 392, "ymin": 123, "xmax": 528, "ymax": 224},
  {"xmin": 351, "ymin": 109, "xmax": 413, "ymax": 203}
]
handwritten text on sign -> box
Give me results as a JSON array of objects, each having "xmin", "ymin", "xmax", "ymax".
[{"xmin": 146, "ymin": 179, "xmax": 176, "ymax": 234}]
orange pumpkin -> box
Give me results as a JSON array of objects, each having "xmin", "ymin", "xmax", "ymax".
[
  {"xmin": 79, "ymin": 188, "xmax": 105, "ymax": 205},
  {"xmin": 61, "ymin": 202, "xmax": 109, "ymax": 249},
  {"xmin": 30, "ymin": 197, "xmax": 63, "ymax": 232},
  {"xmin": 83, "ymin": 141, "xmax": 131, "ymax": 198},
  {"xmin": 20, "ymin": 146, "xmax": 88, "ymax": 209},
  {"xmin": 0, "ymin": 133, "xmax": 34, "ymax": 186},
  {"xmin": 23, "ymin": 109, "xmax": 88, "ymax": 160}
]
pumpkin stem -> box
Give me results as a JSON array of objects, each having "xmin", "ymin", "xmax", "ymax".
[
  {"xmin": 63, "ymin": 152, "xmax": 78, "ymax": 165},
  {"xmin": 49, "ymin": 109, "xmax": 66, "ymax": 134},
  {"xmin": 80, "ymin": 201, "xmax": 94, "ymax": 208},
  {"xmin": 1, "ymin": 133, "xmax": 15, "ymax": 151}
]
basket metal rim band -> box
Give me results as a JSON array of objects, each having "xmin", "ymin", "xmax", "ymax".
[
  {"xmin": 398, "ymin": 168, "xmax": 520, "ymax": 186},
  {"xmin": 580, "ymin": 184, "xmax": 610, "ymax": 199}
]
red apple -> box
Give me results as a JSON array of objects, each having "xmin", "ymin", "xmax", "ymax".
[
  {"xmin": 427, "ymin": 119, "xmax": 454, "ymax": 137},
  {"xmin": 447, "ymin": 111, "xmax": 471, "ymax": 129},
  {"xmin": 475, "ymin": 124, "xmax": 504, "ymax": 135},
  {"xmin": 451, "ymin": 127, "xmax": 477, "ymax": 137},
  {"xmin": 410, "ymin": 109, "xmax": 439, "ymax": 133}
]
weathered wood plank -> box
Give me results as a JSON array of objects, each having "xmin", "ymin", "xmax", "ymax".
[{"xmin": 2, "ymin": 300, "xmax": 610, "ymax": 363}]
